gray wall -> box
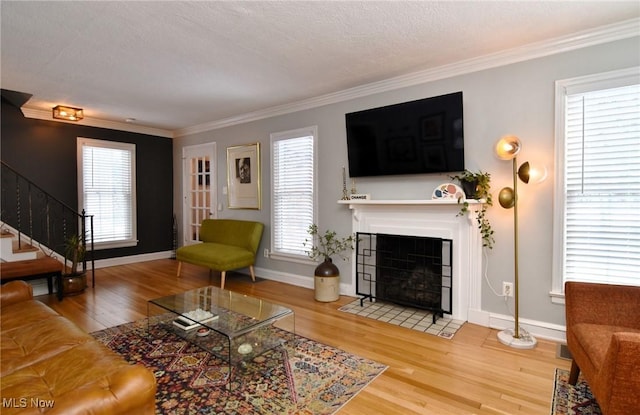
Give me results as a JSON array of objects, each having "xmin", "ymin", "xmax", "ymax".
[{"xmin": 173, "ymin": 36, "xmax": 639, "ymax": 329}]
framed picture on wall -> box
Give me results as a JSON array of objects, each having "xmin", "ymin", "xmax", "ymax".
[{"xmin": 226, "ymin": 143, "xmax": 261, "ymax": 209}]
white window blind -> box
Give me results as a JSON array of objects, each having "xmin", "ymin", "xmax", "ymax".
[
  {"xmin": 562, "ymin": 80, "xmax": 640, "ymax": 286},
  {"xmin": 271, "ymin": 127, "xmax": 316, "ymax": 259},
  {"xmin": 78, "ymin": 138, "xmax": 137, "ymax": 249}
]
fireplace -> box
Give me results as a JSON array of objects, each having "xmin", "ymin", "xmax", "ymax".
[
  {"xmin": 356, "ymin": 233, "xmax": 452, "ymax": 323},
  {"xmin": 339, "ymin": 199, "xmax": 484, "ymax": 322}
]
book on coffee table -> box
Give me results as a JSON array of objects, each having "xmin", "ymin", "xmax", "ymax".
[{"xmin": 172, "ymin": 309, "xmax": 218, "ymax": 331}]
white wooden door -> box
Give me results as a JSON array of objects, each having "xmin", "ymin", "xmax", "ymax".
[{"xmin": 182, "ymin": 143, "xmax": 217, "ymax": 245}]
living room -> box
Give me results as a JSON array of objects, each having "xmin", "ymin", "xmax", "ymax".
[{"xmin": 1, "ymin": 2, "xmax": 639, "ymax": 414}]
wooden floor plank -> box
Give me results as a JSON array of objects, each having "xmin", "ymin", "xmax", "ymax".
[{"xmin": 37, "ymin": 259, "xmax": 570, "ymax": 414}]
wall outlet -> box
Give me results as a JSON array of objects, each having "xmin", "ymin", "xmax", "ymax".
[
  {"xmin": 263, "ymin": 248, "xmax": 269, "ymax": 258},
  {"xmin": 502, "ymin": 282, "xmax": 514, "ymax": 297}
]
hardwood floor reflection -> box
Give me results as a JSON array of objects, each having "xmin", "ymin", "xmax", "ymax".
[{"xmin": 39, "ymin": 259, "xmax": 570, "ymax": 415}]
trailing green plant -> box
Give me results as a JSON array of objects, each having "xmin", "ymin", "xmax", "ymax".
[
  {"xmin": 303, "ymin": 224, "xmax": 356, "ymax": 261},
  {"xmin": 450, "ymin": 170, "xmax": 495, "ymax": 249},
  {"xmin": 64, "ymin": 234, "xmax": 87, "ymax": 275}
]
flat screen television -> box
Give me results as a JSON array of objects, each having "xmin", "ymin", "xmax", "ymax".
[{"xmin": 345, "ymin": 91, "xmax": 464, "ymax": 177}]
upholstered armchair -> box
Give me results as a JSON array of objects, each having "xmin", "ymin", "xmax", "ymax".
[
  {"xmin": 564, "ymin": 281, "xmax": 640, "ymax": 415},
  {"xmin": 176, "ymin": 219, "xmax": 264, "ymax": 290}
]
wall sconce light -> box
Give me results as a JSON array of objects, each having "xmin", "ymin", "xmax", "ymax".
[
  {"xmin": 494, "ymin": 135, "xmax": 546, "ymax": 350},
  {"xmin": 52, "ymin": 105, "xmax": 84, "ymax": 121}
]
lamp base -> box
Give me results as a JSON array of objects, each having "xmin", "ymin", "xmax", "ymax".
[{"xmin": 497, "ymin": 328, "xmax": 537, "ymax": 349}]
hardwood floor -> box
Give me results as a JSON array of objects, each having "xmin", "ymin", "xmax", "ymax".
[{"xmin": 38, "ymin": 259, "xmax": 570, "ymax": 415}]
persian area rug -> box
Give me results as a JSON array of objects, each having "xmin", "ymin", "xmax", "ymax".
[
  {"xmin": 550, "ymin": 368, "xmax": 602, "ymax": 415},
  {"xmin": 91, "ymin": 319, "xmax": 387, "ymax": 415}
]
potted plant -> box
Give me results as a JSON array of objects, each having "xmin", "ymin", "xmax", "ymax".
[
  {"xmin": 303, "ymin": 224, "xmax": 356, "ymax": 302},
  {"xmin": 450, "ymin": 170, "xmax": 495, "ymax": 249},
  {"xmin": 63, "ymin": 233, "xmax": 87, "ymax": 295}
]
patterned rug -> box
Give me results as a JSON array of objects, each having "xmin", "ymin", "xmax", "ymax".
[
  {"xmin": 550, "ymin": 368, "xmax": 602, "ymax": 415},
  {"xmin": 91, "ymin": 319, "xmax": 387, "ymax": 414}
]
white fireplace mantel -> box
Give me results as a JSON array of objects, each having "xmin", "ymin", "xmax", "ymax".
[
  {"xmin": 338, "ymin": 199, "xmax": 485, "ymax": 206},
  {"xmin": 339, "ymin": 198, "xmax": 485, "ymax": 323}
]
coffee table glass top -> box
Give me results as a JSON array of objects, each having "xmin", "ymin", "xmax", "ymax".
[{"xmin": 149, "ymin": 285, "xmax": 293, "ymax": 338}]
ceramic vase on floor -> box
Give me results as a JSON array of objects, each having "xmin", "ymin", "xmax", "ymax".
[{"xmin": 314, "ymin": 258, "xmax": 340, "ymax": 302}]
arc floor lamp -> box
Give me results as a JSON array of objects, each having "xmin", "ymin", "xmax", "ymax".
[{"xmin": 494, "ymin": 135, "xmax": 546, "ymax": 349}]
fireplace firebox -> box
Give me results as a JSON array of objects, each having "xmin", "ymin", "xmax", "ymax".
[{"xmin": 355, "ymin": 232, "xmax": 452, "ymax": 323}]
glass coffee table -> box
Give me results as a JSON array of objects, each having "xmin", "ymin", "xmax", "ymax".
[{"xmin": 147, "ymin": 286, "xmax": 295, "ymax": 387}]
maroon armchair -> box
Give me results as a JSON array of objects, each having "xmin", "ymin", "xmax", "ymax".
[{"xmin": 564, "ymin": 281, "xmax": 640, "ymax": 415}]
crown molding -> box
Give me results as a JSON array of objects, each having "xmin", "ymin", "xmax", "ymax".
[
  {"xmin": 20, "ymin": 107, "xmax": 174, "ymax": 138},
  {"xmin": 174, "ymin": 18, "xmax": 640, "ymax": 138}
]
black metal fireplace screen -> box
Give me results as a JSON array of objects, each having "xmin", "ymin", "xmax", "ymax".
[{"xmin": 355, "ymin": 232, "xmax": 452, "ymax": 322}]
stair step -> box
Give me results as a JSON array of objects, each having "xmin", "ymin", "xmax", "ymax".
[
  {"xmin": 0, "ymin": 230, "xmax": 40, "ymax": 261},
  {"xmin": 12, "ymin": 240, "xmax": 39, "ymax": 253}
]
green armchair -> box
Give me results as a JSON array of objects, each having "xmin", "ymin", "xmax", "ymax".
[{"xmin": 176, "ymin": 219, "xmax": 264, "ymax": 290}]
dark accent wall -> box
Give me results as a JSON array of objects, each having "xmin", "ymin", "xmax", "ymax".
[{"xmin": 1, "ymin": 99, "xmax": 174, "ymax": 260}]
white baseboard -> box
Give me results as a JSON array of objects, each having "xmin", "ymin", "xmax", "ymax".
[
  {"xmin": 90, "ymin": 251, "xmax": 174, "ymax": 269},
  {"xmin": 30, "ymin": 279, "xmax": 51, "ymax": 296},
  {"xmin": 487, "ymin": 312, "xmax": 567, "ymax": 343},
  {"xmin": 253, "ymin": 266, "xmax": 314, "ymax": 290},
  {"xmin": 467, "ymin": 308, "xmax": 491, "ymax": 327},
  {"xmin": 253, "ymin": 266, "xmax": 359, "ymax": 297}
]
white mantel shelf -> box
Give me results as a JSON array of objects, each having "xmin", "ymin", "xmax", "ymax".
[{"xmin": 338, "ymin": 199, "xmax": 484, "ymax": 206}]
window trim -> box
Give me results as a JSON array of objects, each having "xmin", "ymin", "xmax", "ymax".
[
  {"xmin": 77, "ymin": 137, "xmax": 138, "ymax": 250},
  {"xmin": 551, "ymin": 67, "xmax": 639, "ymax": 304},
  {"xmin": 269, "ymin": 125, "xmax": 318, "ymax": 264}
]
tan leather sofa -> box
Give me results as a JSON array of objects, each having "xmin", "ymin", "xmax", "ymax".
[
  {"xmin": 1, "ymin": 280, "xmax": 156, "ymax": 414},
  {"xmin": 565, "ymin": 281, "xmax": 640, "ymax": 415}
]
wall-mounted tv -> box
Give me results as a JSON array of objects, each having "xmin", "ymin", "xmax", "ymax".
[{"xmin": 345, "ymin": 91, "xmax": 464, "ymax": 177}]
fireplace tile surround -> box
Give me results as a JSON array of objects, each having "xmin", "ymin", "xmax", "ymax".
[{"xmin": 339, "ymin": 199, "xmax": 485, "ymax": 323}]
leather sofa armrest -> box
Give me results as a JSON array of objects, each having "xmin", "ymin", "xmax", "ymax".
[
  {"xmin": 49, "ymin": 365, "xmax": 157, "ymax": 415},
  {"xmin": 599, "ymin": 332, "xmax": 640, "ymax": 414},
  {"xmin": 1, "ymin": 280, "xmax": 33, "ymax": 307}
]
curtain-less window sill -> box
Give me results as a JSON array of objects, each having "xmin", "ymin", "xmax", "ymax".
[
  {"xmin": 92, "ymin": 239, "xmax": 139, "ymax": 250},
  {"xmin": 549, "ymin": 290, "xmax": 565, "ymax": 305},
  {"xmin": 269, "ymin": 252, "xmax": 317, "ymax": 266}
]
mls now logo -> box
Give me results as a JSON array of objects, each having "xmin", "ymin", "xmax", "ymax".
[{"xmin": 2, "ymin": 398, "xmax": 55, "ymax": 409}]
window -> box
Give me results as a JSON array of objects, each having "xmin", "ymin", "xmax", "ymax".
[
  {"xmin": 78, "ymin": 137, "xmax": 137, "ymax": 249},
  {"xmin": 552, "ymin": 68, "xmax": 640, "ymax": 300},
  {"xmin": 270, "ymin": 126, "xmax": 317, "ymax": 261}
]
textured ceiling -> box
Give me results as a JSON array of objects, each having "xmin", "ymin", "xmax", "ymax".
[{"xmin": 1, "ymin": 1, "xmax": 639, "ymax": 134}]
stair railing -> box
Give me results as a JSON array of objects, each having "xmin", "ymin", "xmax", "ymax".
[{"xmin": 1, "ymin": 161, "xmax": 95, "ymax": 287}]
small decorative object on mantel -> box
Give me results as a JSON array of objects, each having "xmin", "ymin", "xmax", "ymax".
[
  {"xmin": 341, "ymin": 166, "xmax": 350, "ymax": 201},
  {"xmin": 350, "ymin": 193, "xmax": 371, "ymax": 200},
  {"xmin": 303, "ymin": 224, "xmax": 356, "ymax": 302},
  {"xmin": 449, "ymin": 170, "xmax": 494, "ymax": 249},
  {"xmin": 432, "ymin": 183, "xmax": 465, "ymax": 200}
]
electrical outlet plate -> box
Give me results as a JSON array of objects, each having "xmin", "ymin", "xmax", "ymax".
[{"xmin": 502, "ymin": 282, "xmax": 513, "ymax": 297}]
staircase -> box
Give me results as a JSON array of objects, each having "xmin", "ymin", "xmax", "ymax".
[
  {"xmin": 1, "ymin": 161, "xmax": 94, "ymax": 294},
  {"xmin": 1, "ymin": 230, "xmax": 40, "ymax": 261}
]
